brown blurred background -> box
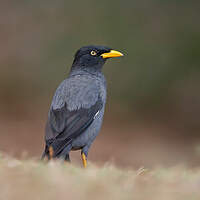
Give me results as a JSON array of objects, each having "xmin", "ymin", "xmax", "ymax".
[{"xmin": 0, "ymin": 0, "xmax": 200, "ymax": 168}]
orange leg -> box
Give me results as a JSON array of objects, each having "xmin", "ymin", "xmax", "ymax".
[
  {"xmin": 49, "ymin": 146, "xmax": 54, "ymax": 160},
  {"xmin": 81, "ymin": 153, "xmax": 87, "ymax": 168}
]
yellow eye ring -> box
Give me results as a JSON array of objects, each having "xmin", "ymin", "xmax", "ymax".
[{"xmin": 90, "ymin": 50, "xmax": 97, "ymax": 56}]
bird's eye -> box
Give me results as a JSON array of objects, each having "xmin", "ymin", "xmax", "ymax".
[{"xmin": 90, "ymin": 50, "xmax": 97, "ymax": 56}]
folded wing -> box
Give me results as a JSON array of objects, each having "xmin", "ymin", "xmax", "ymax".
[{"xmin": 45, "ymin": 77, "xmax": 103, "ymax": 157}]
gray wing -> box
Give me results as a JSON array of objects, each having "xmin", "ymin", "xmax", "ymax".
[{"xmin": 45, "ymin": 77, "xmax": 103, "ymax": 156}]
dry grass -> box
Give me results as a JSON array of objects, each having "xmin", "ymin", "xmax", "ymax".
[{"xmin": 0, "ymin": 154, "xmax": 200, "ymax": 200}]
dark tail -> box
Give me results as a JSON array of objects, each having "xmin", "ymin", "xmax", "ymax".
[{"xmin": 41, "ymin": 145, "xmax": 49, "ymax": 160}]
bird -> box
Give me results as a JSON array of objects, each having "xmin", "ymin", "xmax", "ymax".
[{"xmin": 42, "ymin": 45, "xmax": 123, "ymax": 167}]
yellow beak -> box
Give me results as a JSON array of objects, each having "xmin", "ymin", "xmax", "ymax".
[{"xmin": 101, "ymin": 50, "xmax": 124, "ymax": 59}]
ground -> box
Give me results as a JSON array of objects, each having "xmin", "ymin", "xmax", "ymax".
[{"xmin": 0, "ymin": 154, "xmax": 200, "ymax": 200}]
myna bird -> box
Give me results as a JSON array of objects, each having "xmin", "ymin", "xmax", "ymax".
[{"xmin": 42, "ymin": 45, "xmax": 123, "ymax": 167}]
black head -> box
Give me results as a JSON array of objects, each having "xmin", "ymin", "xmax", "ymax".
[{"xmin": 71, "ymin": 45, "xmax": 123, "ymax": 72}]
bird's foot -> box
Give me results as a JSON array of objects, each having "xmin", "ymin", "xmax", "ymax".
[
  {"xmin": 81, "ymin": 152, "xmax": 87, "ymax": 168},
  {"xmin": 49, "ymin": 146, "xmax": 54, "ymax": 160}
]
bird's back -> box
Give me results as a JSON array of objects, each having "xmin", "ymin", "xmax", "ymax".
[{"xmin": 45, "ymin": 72, "xmax": 106, "ymax": 141}]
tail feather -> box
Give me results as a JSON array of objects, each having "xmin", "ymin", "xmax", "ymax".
[{"xmin": 41, "ymin": 145, "xmax": 49, "ymax": 160}]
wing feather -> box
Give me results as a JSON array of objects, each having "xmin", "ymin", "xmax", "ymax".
[{"xmin": 45, "ymin": 77, "xmax": 103, "ymax": 156}]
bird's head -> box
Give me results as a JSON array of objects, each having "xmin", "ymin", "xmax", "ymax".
[{"xmin": 71, "ymin": 45, "xmax": 123, "ymax": 72}]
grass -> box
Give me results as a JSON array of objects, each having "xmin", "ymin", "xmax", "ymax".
[{"xmin": 0, "ymin": 154, "xmax": 200, "ymax": 200}]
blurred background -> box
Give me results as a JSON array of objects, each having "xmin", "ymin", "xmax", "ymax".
[{"xmin": 0, "ymin": 0, "xmax": 200, "ymax": 168}]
